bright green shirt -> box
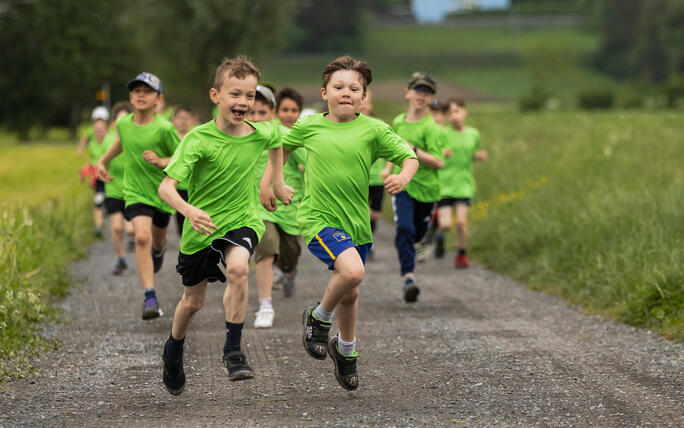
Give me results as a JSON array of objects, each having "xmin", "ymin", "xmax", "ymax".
[
  {"xmin": 116, "ymin": 113, "xmax": 180, "ymax": 212},
  {"xmin": 165, "ymin": 120, "xmax": 282, "ymax": 255},
  {"xmin": 392, "ymin": 113, "xmax": 445, "ymax": 203},
  {"xmin": 439, "ymin": 126, "xmax": 481, "ymax": 199},
  {"xmin": 87, "ymin": 129, "xmax": 112, "ymax": 166},
  {"xmin": 283, "ymin": 113, "xmax": 416, "ymax": 246},
  {"xmin": 369, "ymin": 158, "xmax": 386, "ymax": 186},
  {"xmin": 99, "ymin": 129, "xmax": 125, "ymax": 199}
]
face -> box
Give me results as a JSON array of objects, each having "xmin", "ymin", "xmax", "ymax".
[
  {"xmin": 129, "ymin": 84, "xmax": 160, "ymax": 112},
  {"xmin": 321, "ymin": 70, "xmax": 366, "ymax": 122},
  {"xmin": 247, "ymin": 99, "xmax": 274, "ymax": 123},
  {"xmin": 276, "ymin": 98, "xmax": 301, "ymax": 128},
  {"xmin": 210, "ymin": 73, "xmax": 258, "ymax": 126},
  {"xmin": 155, "ymin": 94, "xmax": 166, "ymax": 113},
  {"xmin": 173, "ymin": 110, "xmax": 197, "ymax": 136},
  {"xmin": 446, "ymin": 103, "xmax": 468, "ymax": 128},
  {"xmin": 431, "ymin": 109, "xmax": 445, "ymax": 125},
  {"xmin": 358, "ymin": 91, "xmax": 373, "ymax": 115},
  {"xmin": 405, "ymin": 86, "xmax": 435, "ymax": 111},
  {"xmin": 93, "ymin": 119, "xmax": 108, "ymax": 141}
]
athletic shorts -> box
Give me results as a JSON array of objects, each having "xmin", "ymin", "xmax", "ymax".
[
  {"xmin": 307, "ymin": 227, "xmax": 371, "ymax": 270},
  {"xmin": 437, "ymin": 197, "xmax": 471, "ymax": 208},
  {"xmin": 176, "ymin": 227, "xmax": 258, "ymax": 287},
  {"xmin": 368, "ymin": 185, "xmax": 385, "ymax": 212},
  {"xmin": 104, "ymin": 197, "xmax": 125, "ymax": 214},
  {"xmin": 94, "ymin": 180, "xmax": 105, "ymax": 208},
  {"xmin": 124, "ymin": 203, "xmax": 171, "ymax": 228},
  {"xmin": 254, "ymin": 221, "xmax": 301, "ymax": 273}
]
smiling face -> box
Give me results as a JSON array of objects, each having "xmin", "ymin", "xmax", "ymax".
[
  {"xmin": 247, "ymin": 99, "xmax": 274, "ymax": 123},
  {"xmin": 276, "ymin": 98, "xmax": 301, "ymax": 128},
  {"xmin": 129, "ymin": 84, "xmax": 160, "ymax": 113},
  {"xmin": 321, "ymin": 69, "xmax": 366, "ymax": 122},
  {"xmin": 210, "ymin": 72, "xmax": 258, "ymax": 127},
  {"xmin": 405, "ymin": 86, "xmax": 435, "ymax": 112}
]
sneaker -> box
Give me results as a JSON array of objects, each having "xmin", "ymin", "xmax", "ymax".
[
  {"xmin": 328, "ymin": 335, "xmax": 359, "ymax": 391},
  {"xmin": 403, "ymin": 276, "xmax": 420, "ymax": 303},
  {"xmin": 435, "ymin": 238, "xmax": 445, "ymax": 259},
  {"xmin": 142, "ymin": 295, "xmax": 161, "ymax": 320},
  {"xmin": 152, "ymin": 247, "xmax": 166, "ymax": 273},
  {"xmin": 272, "ymin": 265, "xmax": 284, "ymax": 290},
  {"xmin": 222, "ymin": 351, "xmax": 254, "ymax": 381},
  {"xmin": 283, "ymin": 269, "xmax": 296, "ymax": 298},
  {"xmin": 162, "ymin": 352, "xmax": 185, "ymax": 396},
  {"xmin": 93, "ymin": 226, "xmax": 103, "ymax": 238},
  {"xmin": 254, "ymin": 306, "xmax": 275, "ymax": 328},
  {"xmin": 112, "ymin": 260, "xmax": 127, "ymax": 276},
  {"xmin": 302, "ymin": 306, "xmax": 331, "ymax": 360},
  {"xmin": 415, "ymin": 242, "xmax": 427, "ymax": 263},
  {"xmin": 455, "ymin": 253, "xmax": 469, "ymax": 269}
]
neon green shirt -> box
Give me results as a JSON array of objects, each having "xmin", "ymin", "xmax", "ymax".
[
  {"xmin": 283, "ymin": 113, "xmax": 416, "ymax": 245},
  {"xmin": 99, "ymin": 129, "xmax": 125, "ymax": 199},
  {"xmin": 392, "ymin": 113, "xmax": 445, "ymax": 203},
  {"xmin": 87, "ymin": 129, "xmax": 112, "ymax": 166},
  {"xmin": 116, "ymin": 113, "xmax": 180, "ymax": 212},
  {"xmin": 369, "ymin": 158, "xmax": 386, "ymax": 186},
  {"xmin": 439, "ymin": 126, "xmax": 481, "ymax": 199},
  {"xmin": 165, "ymin": 120, "xmax": 282, "ymax": 255}
]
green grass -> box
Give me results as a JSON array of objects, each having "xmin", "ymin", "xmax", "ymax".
[
  {"xmin": 0, "ymin": 142, "xmax": 93, "ymax": 380},
  {"xmin": 463, "ymin": 110, "xmax": 683, "ymax": 339}
]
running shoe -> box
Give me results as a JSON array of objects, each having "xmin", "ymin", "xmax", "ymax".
[
  {"xmin": 223, "ymin": 351, "xmax": 254, "ymax": 381},
  {"xmin": 142, "ymin": 295, "xmax": 161, "ymax": 320},
  {"xmin": 272, "ymin": 265, "xmax": 284, "ymax": 290},
  {"xmin": 328, "ymin": 335, "xmax": 359, "ymax": 391},
  {"xmin": 112, "ymin": 260, "xmax": 128, "ymax": 276},
  {"xmin": 162, "ymin": 351, "xmax": 185, "ymax": 396},
  {"xmin": 403, "ymin": 276, "xmax": 420, "ymax": 303},
  {"xmin": 435, "ymin": 238, "xmax": 445, "ymax": 259},
  {"xmin": 93, "ymin": 226, "xmax": 103, "ymax": 238},
  {"xmin": 254, "ymin": 306, "xmax": 275, "ymax": 329},
  {"xmin": 283, "ymin": 269, "xmax": 297, "ymax": 298},
  {"xmin": 152, "ymin": 247, "xmax": 166, "ymax": 273},
  {"xmin": 302, "ymin": 306, "xmax": 331, "ymax": 360},
  {"xmin": 455, "ymin": 253, "xmax": 469, "ymax": 269}
]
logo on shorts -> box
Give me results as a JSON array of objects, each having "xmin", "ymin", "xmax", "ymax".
[
  {"xmin": 333, "ymin": 232, "xmax": 350, "ymax": 242},
  {"xmin": 243, "ymin": 237, "xmax": 252, "ymax": 248}
]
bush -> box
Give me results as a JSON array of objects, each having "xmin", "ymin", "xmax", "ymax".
[
  {"xmin": 519, "ymin": 84, "xmax": 549, "ymax": 112},
  {"xmin": 577, "ymin": 88, "xmax": 615, "ymax": 110},
  {"xmin": 665, "ymin": 75, "xmax": 684, "ymax": 108}
]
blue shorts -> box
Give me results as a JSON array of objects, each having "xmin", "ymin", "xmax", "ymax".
[{"xmin": 307, "ymin": 227, "xmax": 372, "ymax": 270}]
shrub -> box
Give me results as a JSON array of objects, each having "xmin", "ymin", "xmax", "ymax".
[{"xmin": 577, "ymin": 88, "xmax": 615, "ymax": 110}]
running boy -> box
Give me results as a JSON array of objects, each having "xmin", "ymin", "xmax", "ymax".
[
  {"xmin": 435, "ymin": 97, "xmax": 487, "ymax": 267},
  {"xmin": 266, "ymin": 56, "xmax": 418, "ymax": 390},
  {"xmin": 171, "ymin": 105, "xmax": 199, "ymax": 237},
  {"xmin": 158, "ymin": 56, "xmax": 291, "ymax": 395},
  {"xmin": 96, "ymin": 72, "xmax": 180, "ymax": 320},
  {"xmin": 388, "ymin": 72, "xmax": 445, "ymax": 303}
]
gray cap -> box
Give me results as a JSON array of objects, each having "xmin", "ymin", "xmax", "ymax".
[
  {"xmin": 408, "ymin": 72, "xmax": 436, "ymax": 93},
  {"xmin": 127, "ymin": 72, "xmax": 163, "ymax": 94},
  {"xmin": 256, "ymin": 85, "xmax": 277, "ymax": 109}
]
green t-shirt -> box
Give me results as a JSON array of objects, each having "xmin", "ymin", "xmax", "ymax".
[
  {"xmin": 99, "ymin": 129, "xmax": 125, "ymax": 199},
  {"xmin": 369, "ymin": 158, "xmax": 386, "ymax": 186},
  {"xmin": 283, "ymin": 113, "xmax": 416, "ymax": 246},
  {"xmin": 392, "ymin": 113, "xmax": 445, "ymax": 203},
  {"xmin": 87, "ymin": 128, "xmax": 112, "ymax": 166},
  {"xmin": 439, "ymin": 126, "xmax": 481, "ymax": 199},
  {"xmin": 116, "ymin": 113, "xmax": 180, "ymax": 212},
  {"xmin": 165, "ymin": 120, "xmax": 282, "ymax": 255}
]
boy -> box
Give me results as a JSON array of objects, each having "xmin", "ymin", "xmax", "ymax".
[
  {"xmin": 389, "ymin": 72, "xmax": 445, "ymax": 303},
  {"xmin": 96, "ymin": 72, "xmax": 180, "ymax": 320},
  {"xmin": 158, "ymin": 56, "xmax": 291, "ymax": 395},
  {"xmin": 435, "ymin": 98, "xmax": 487, "ymax": 268},
  {"xmin": 264, "ymin": 56, "xmax": 418, "ymax": 390},
  {"xmin": 171, "ymin": 105, "xmax": 199, "ymax": 237}
]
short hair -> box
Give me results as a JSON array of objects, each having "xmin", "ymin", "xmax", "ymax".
[
  {"xmin": 322, "ymin": 56, "xmax": 372, "ymax": 92},
  {"xmin": 446, "ymin": 97, "xmax": 466, "ymax": 108},
  {"xmin": 213, "ymin": 55, "xmax": 260, "ymax": 90},
  {"xmin": 276, "ymin": 87, "xmax": 304, "ymax": 111},
  {"xmin": 173, "ymin": 104, "xmax": 196, "ymax": 118},
  {"xmin": 111, "ymin": 101, "xmax": 133, "ymax": 119}
]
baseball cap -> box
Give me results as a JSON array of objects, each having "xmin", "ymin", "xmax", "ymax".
[
  {"xmin": 127, "ymin": 72, "xmax": 163, "ymax": 94},
  {"xmin": 256, "ymin": 85, "xmax": 277, "ymax": 109},
  {"xmin": 408, "ymin": 72, "xmax": 437, "ymax": 93},
  {"xmin": 91, "ymin": 106, "xmax": 110, "ymax": 121}
]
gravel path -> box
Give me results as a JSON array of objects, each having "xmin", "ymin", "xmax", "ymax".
[{"xmin": 1, "ymin": 221, "xmax": 682, "ymax": 427}]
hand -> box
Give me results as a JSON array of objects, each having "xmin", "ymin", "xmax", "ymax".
[
  {"xmin": 443, "ymin": 149, "xmax": 453, "ymax": 158},
  {"xmin": 260, "ymin": 186, "xmax": 277, "ymax": 212},
  {"xmin": 384, "ymin": 174, "xmax": 409, "ymax": 195},
  {"xmin": 274, "ymin": 182, "xmax": 294, "ymax": 205},
  {"xmin": 475, "ymin": 150, "xmax": 488, "ymax": 161},
  {"xmin": 95, "ymin": 161, "xmax": 113, "ymax": 182},
  {"xmin": 143, "ymin": 150, "xmax": 162, "ymax": 167},
  {"xmin": 186, "ymin": 206, "xmax": 217, "ymax": 235}
]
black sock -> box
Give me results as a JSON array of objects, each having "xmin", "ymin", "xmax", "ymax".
[
  {"xmin": 458, "ymin": 248, "xmax": 466, "ymax": 256},
  {"xmin": 144, "ymin": 288, "xmax": 156, "ymax": 300},
  {"xmin": 164, "ymin": 333, "xmax": 185, "ymax": 361},
  {"xmin": 224, "ymin": 321, "xmax": 243, "ymax": 354},
  {"xmin": 370, "ymin": 219, "xmax": 377, "ymax": 233}
]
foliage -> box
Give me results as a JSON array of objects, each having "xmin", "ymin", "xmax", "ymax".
[
  {"xmin": 519, "ymin": 83, "xmax": 549, "ymax": 111},
  {"xmin": 577, "ymin": 88, "xmax": 614, "ymax": 110}
]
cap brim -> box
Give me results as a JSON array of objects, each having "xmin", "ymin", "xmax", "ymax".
[{"xmin": 126, "ymin": 79, "xmax": 161, "ymax": 93}]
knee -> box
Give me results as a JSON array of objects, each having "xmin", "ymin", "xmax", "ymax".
[
  {"xmin": 135, "ymin": 231, "xmax": 151, "ymax": 246},
  {"xmin": 112, "ymin": 223, "xmax": 124, "ymax": 234},
  {"xmin": 182, "ymin": 293, "xmax": 204, "ymax": 313},
  {"xmin": 455, "ymin": 218, "xmax": 467, "ymax": 228},
  {"xmin": 340, "ymin": 287, "xmax": 359, "ymax": 305},
  {"xmin": 438, "ymin": 218, "xmax": 452, "ymax": 231},
  {"xmin": 340, "ymin": 265, "xmax": 365, "ymax": 287},
  {"xmin": 226, "ymin": 264, "xmax": 249, "ymax": 284}
]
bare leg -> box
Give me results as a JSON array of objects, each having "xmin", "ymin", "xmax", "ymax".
[
  {"xmin": 320, "ymin": 248, "xmax": 365, "ymax": 342},
  {"xmin": 131, "ymin": 216, "xmax": 154, "ymax": 289},
  {"xmin": 437, "ymin": 206, "xmax": 453, "ymax": 234},
  {"xmin": 455, "ymin": 204, "xmax": 468, "ymax": 249},
  {"xmin": 151, "ymin": 223, "xmax": 168, "ymax": 251},
  {"xmin": 110, "ymin": 212, "xmax": 125, "ymax": 259},
  {"xmin": 171, "ymin": 281, "xmax": 208, "ymax": 339},
  {"xmin": 93, "ymin": 208, "xmax": 104, "ymax": 228},
  {"xmin": 255, "ymin": 255, "xmax": 274, "ymax": 301},
  {"xmin": 223, "ymin": 245, "xmax": 251, "ymax": 323}
]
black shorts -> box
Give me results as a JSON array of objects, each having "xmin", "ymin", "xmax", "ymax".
[
  {"xmin": 368, "ymin": 185, "xmax": 385, "ymax": 212},
  {"xmin": 104, "ymin": 197, "xmax": 125, "ymax": 214},
  {"xmin": 176, "ymin": 227, "xmax": 258, "ymax": 287},
  {"xmin": 124, "ymin": 203, "xmax": 171, "ymax": 228},
  {"xmin": 437, "ymin": 197, "xmax": 471, "ymax": 208}
]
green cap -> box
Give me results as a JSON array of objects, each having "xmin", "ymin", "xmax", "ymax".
[{"xmin": 408, "ymin": 72, "xmax": 436, "ymax": 93}]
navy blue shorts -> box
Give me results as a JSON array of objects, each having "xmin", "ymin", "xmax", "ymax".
[{"xmin": 307, "ymin": 227, "xmax": 371, "ymax": 270}]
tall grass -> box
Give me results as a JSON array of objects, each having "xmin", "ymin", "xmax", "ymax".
[{"xmin": 0, "ymin": 143, "xmax": 92, "ymax": 380}]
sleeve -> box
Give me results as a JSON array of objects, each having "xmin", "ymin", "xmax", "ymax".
[
  {"xmin": 290, "ymin": 147, "xmax": 307, "ymax": 168},
  {"xmin": 265, "ymin": 122, "xmax": 282, "ymax": 150},
  {"xmin": 164, "ymin": 134, "xmax": 202, "ymax": 183},
  {"xmin": 282, "ymin": 118, "xmax": 306, "ymax": 152},
  {"xmin": 375, "ymin": 124, "xmax": 417, "ymax": 167},
  {"xmin": 425, "ymin": 125, "xmax": 445, "ymax": 159},
  {"xmin": 163, "ymin": 124, "xmax": 181, "ymax": 157}
]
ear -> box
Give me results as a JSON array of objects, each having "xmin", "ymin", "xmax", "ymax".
[
  {"xmin": 361, "ymin": 91, "xmax": 367, "ymax": 101},
  {"xmin": 320, "ymin": 87, "xmax": 328, "ymax": 101},
  {"xmin": 209, "ymin": 87, "xmax": 219, "ymax": 105},
  {"xmin": 404, "ymin": 88, "xmax": 410, "ymax": 100}
]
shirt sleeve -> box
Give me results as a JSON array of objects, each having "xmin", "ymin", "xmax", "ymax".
[
  {"xmin": 375, "ymin": 123, "xmax": 417, "ymax": 166},
  {"xmin": 425, "ymin": 125, "xmax": 445, "ymax": 160},
  {"xmin": 164, "ymin": 133, "xmax": 202, "ymax": 184},
  {"xmin": 282, "ymin": 118, "xmax": 306, "ymax": 152},
  {"xmin": 265, "ymin": 122, "xmax": 282, "ymax": 150},
  {"xmin": 163, "ymin": 124, "xmax": 181, "ymax": 157}
]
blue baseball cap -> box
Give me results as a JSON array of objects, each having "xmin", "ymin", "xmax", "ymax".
[{"xmin": 127, "ymin": 72, "xmax": 163, "ymax": 94}]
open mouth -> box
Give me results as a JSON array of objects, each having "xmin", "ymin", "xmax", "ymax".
[{"xmin": 231, "ymin": 108, "xmax": 247, "ymax": 120}]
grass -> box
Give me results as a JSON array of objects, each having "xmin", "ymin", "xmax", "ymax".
[{"xmin": 0, "ymin": 142, "xmax": 93, "ymax": 380}]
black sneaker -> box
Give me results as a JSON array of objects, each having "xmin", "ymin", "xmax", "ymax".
[
  {"xmin": 223, "ymin": 351, "xmax": 254, "ymax": 381},
  {"xmin": 112, "ymin": 260, "xmax": 127, "ymax": 276},
  {"xmin": 328, "ymin": 335, "xmax": 359, "ymax": 391},
  {"xmin": 283, "ymin": 268, "xmax": 296, "ymax": 298},
  {"xmin": 302, "ymin": 306, "xmax": 331, "ymax": 360},
  {"xmin": 435, "ymin": 238, "xmax": 445, "ymax": 258},
  {"xmin": 152, "ymin": 247, "xmax": 166, "ymax": 273},
  {"xmin": 403, "ymin": 277, "xmax": 420, "ymax": 303},
  {"xmin": 162, "ymin": 352, "xmax": 185, "ymax": 396}
]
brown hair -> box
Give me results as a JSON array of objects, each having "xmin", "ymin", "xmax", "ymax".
[
  {"xmin": 111, "ymin": 101, "xmax": 133, "ymax": 119},
  {"xmin": 173, "ymin": 104, "xmax": 197, "ymax": 118},
  {"xmin": 213, "ymin": 55, "xmax": 260, "ymax": 90},
  {"xmin": 276, "ymin": 87, "xmax": 304, "ymax": 111},
  {"xmin": 446, "ymin": 97, "xmax": 466, "ymax": 108},
  {"xmin": 321, "ymin": 56, "xmax": 372, "ymax": 92}
]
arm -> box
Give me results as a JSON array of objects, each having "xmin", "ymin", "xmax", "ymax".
[
  {"xmin": 384, "ymin": 158, "xmax": 419, "ymax": 195},
  {"xmin": 95, "ymin": 139, "xmax": 123, "ymax": 182},
  {"xmin": 143, "ymin": 150, "xmax": 172, "ymax": 168},
  {"xmin": 474, "ymin": 150, "xmax": 488, "ymax": 162},
  {"xmin": 260, "ymin": 147, "xmax": 293, "ymax": 211},
  {"xmin": 158, "ymin": 176, "xmax": 217, "ymax": 235},
  {"xmin": 380, "ymin": 161, "xmax": 394, "ymax": 179}
]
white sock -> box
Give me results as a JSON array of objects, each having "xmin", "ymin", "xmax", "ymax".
[
  {"xmin": 337, "ymin": 336, "xmax": 356, "ymax": 357},
  {"xmin": 313, "ymin": 304, "xmax": 333, "ymax": 322},
  {"xmin": 259, "ymin": 297, "xmax": 272, "ymax": 310}
]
